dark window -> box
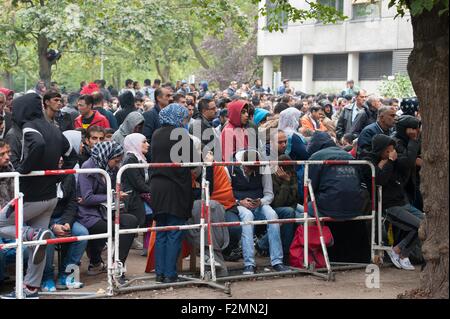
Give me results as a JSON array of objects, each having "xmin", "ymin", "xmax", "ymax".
[
  {"xmin": 281, "ymin": 56, "xmax": 303, "ymax": 81},
  {"xmin": 352, "ymin": 0, "xmax": 381, "ymax": 20},
  {"xmin": 359, "ymin": 51, "xmax": 393, "ymax": 80},
  {"xmin": 313, "ymin": 54, "xmax": 348, "ymax": 81},
  {"xmin": 392, "ymin": 49, "xmax": 411, "ymax": 75}
]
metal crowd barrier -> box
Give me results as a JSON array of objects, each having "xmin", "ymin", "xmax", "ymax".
[
  {"xmin": 113, "ymin": 160, "xmax": 386, "ymax": 295},
  {"xmin": 0, "ymin": 168, "xmax": 113, "ymax": 299}
]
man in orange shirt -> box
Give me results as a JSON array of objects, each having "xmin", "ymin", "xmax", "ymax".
[{"xmin": 300, "ymin": 105, "xmax": 327, "ymax": 133}]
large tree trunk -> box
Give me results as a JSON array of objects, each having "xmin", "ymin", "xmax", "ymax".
[
  {"xmin": 406, "ymin": 5, "xmax": 449, "ymax": 299},
  {"xmin": 38, "ymin": 34, "xmax": 52, "ymax": 87},
  {"xmin": 189, "ymin": 33, "xmax": 210, "ymax": 70}
]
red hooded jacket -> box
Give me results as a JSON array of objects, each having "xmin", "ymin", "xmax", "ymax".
[
  {"xmin": 74, "ymin": 110, "xmax": 110, "ymax": 129},
  {"xmin": 221, "ymin": 100, "xmax": 249, "ymax": 161}
]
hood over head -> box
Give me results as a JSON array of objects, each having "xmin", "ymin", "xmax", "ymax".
[
  {"xmin": 307, "ymin": 131, "xmax": 336, "ymax": 156},
  {"xmin": 253, "ymin": 108, "xmax": 270, "ymax": 126},
  {"xmin": 278, "ymin": 107, "xmax": 302, "ymax": 137},
  {"xmin": 11, "ymin": 93, "xmax": 43, "ymax": 128},
  {"xmin": 119, "ymin": 111, "xmax": 145, "ymax": 136},
  {"xmin": 371, "ymin": 134, "xmax": 396, "ymax": 158},
  {"xmin": 227, "ymin": 100, "xmax": 249, "ymax": 127},
  {"xmin": 395, "ymin": 115, "xmax": 421, "ymax": 141},
  {"xmin": 0, "ymin": 88, "xmax": 14, "ymax": 97},
  {"xmin": 62, "ymin": 130, "xmax": 82, "ymax": 155}
]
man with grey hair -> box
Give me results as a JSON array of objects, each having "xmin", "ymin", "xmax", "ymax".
[
  {"xmin": 356, "ymin": 105, "xmax": 397, "ymax": 158},
  {"xmin": 336, "ymin": 89, "xmax": 368, "ymax": 140},
  {"xmin": 350, "ymin": 95, "xmax": 382, "ymax": 136}
]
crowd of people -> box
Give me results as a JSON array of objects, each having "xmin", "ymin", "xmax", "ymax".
[{"xmin": 0, "ymin": 77, "xmax": 424, "ymax": 298}]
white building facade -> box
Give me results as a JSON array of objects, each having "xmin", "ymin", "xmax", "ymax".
[{"xmin": 258, "ymin": 0, "xmax": 414, "ymax": 95}]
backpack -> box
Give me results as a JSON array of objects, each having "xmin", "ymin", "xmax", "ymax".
[{"xmin": 289, "ymin": 224, "xmax": 334, "ymax": 269}]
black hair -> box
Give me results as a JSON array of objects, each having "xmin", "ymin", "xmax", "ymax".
[
  {"xmin": 342, "ymin": 133, "xmax": 355, "ymax": 144},
  {"xmin": 78, "ymin": 94, "xmax": 94, "ymax": 106},
  {"xmin": 104, "ymin": 128, "xmax": 116, "ymax": 135},
  {"xmin": 310, "ymin": 105, "xmax": 322, "ymax": 113},
  {"xmin": 154, "ymin": 79, "xmax": 161, "ymax": 85},
  {"xmin": 173, "ymin": 93, "xmax": 186, "ymax": 103},
  {"xmin": 0, "ymin": 137, "xmax": 8, "ymax": 148},
  {"xmin": 154, "ymin": 88, "xmax": 164, "ymax": 101},
  {"xmin": 85, "ymin": 125, "xmax": 105, "ymax": 139},
  {"xmin": 274, "ymin": 102, "xmax": 290, "ymax": 114},
  {"xmin": 92, "ymin": 92, "xmax": 104, "ymax": 105},
  {"xmin": 217, "ymin": 98, "xmax": 231, "ymax": 109},
  {"xmin": 198, "ymin": 98, "xmax": 214, "ymax": 113},
  {"xmin": 125, "ymin": 79, "xmax": 133, "ymax": 86},
  {"xmin": 144, "ymin": 79, "xmax": 151, "ymax": 86},
  {"xmin": 43, "ymin": 90, "xmax": 62, "ymax": 106}
]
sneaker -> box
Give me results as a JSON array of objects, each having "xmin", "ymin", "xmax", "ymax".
[
  {"xmin": 242, "ymin": 265, "xmax": 256, "ymax": 275},
  {"xmin": 272, "ymin": 263, "xmax": 291, "ymax": 272},
  {"xmin": 55, "ymin": 274, "xmax": 68, "ymax": 290},
  {"xmin": 59, "ymin": 273, "xmax": 84, "ymax": 289},
  {"xmin": 223, "ymin": 246, "xmax": 242, "ymax": 262},
  {"xmin": 163, "ymin": 275, "xmax": 186, "ymax": 283},
  {"xmin": 1, "ymin": 286, "xmax": 39, "ymax": 299},
  {"xmin": 41, "ymin": 279, "xmax": 56, "ymax": 292},
  {"xmin": 131, "ymin": 238, "xmax": 143, "ymax": 250},
  {"xmin": 386, "ymin": 248, "xmax": 402, "ymax": 269},
  {"xmin": 204, "ymin": 254, "xmax": 222, "ymax": 267},
  {"xmin": 117, "ymin": 274, "xmax": 129, "ymax": 285},
  {"xmin": 87, "ymin": 262, "xmax": 107, "ymax": 276},
  {"xmin": 31, "ymin": 229, "xmax": 52, "ymax": 265},
  {"xmin": 399, "ymin": 257, "xmax": 415, "ymax": 271},
  {"xmin": 155, "ymin": 274, "xmax": 165, "ymax": 283}
]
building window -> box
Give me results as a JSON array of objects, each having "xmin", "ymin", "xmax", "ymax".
[
  {"xmin": 359, "ymin": 52, "xmax": 393, "ymax": 80},
  {"xmin": 352, "ymin": 0, "xmax": 382, "ymax": 20},
  {"xmin": 313, "ymin": 54, "xmax": 348, "ymax": 81},
  {"xmin": 317, "ymin": 0, "xmax": 344, "ymax": 14},
  {"xmin": 281, "ymin": 56, "xmax": 303, "ymax": 81},
  {"xmin": 392, "ymin": 49, "xmax": 412, "ymax": 75},
  {"xmin": 265, "ymin": 0, "xmax": 288, "ymax": 30}
]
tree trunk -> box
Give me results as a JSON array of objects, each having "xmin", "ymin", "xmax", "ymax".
[
  {"xmin": 37, "ymin": 34, "xmax": 52, "ymax": 87},
  {"xmin": 406, "ymin": 5, "xmax": 449, "ymax": 299},
  {"xmin": 155, "ymin": 60, "xmax": 170, "ymax": 83},
  {"xmin": 189, "ymin": 34, "xmax": 210, "ymax": 70}
]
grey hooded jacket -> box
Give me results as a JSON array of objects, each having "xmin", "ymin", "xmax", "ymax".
[{"xmin": 112, "ymin": 111, "xmax": 145, "ymax": 146}]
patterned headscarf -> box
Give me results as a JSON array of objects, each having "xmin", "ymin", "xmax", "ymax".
[
  {"xmin": 159, "ymin": 103, "xmax": 188, "ymax": 128},
  {"xmin": 91, "ymin": 141, "xmax": 124, "ymax": 175}
]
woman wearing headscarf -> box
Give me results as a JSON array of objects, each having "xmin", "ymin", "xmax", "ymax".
[
  {"xmin": 150, "ymin": 103, "xmax": 194, "ymax": 283},
  {"xmin": 278, "ymin": 107, "xmax": 309, "ymax": 203},
  {"xmin": 76, "ymin": 141, "xmax": 138, "ymax": 282},
  {"xmin": 122, "ymin": 133, "xmax": 151, "ymax": 228},
  {"xmin": 112, "ymin": 111, "xmax": 144, "ymax": 146}
]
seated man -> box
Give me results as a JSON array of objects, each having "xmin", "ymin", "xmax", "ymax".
[
  {"xmin": 226, "ymin": 149, "xmax": 290, "ymax": 275},
  {"xmin": 41, "ymin": 157, "xmax": 88, "ymax": 292},
  {"xmin": 79, "ymin": 125, "xmax": 105, "ymax": 166}
]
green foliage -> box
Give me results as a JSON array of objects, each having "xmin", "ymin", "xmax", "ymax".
[
  {"xmin": 388, "ymin": 0, "xmax": 448, "ymax": 17},
  {"xmin": 378, "ymin": 73, "xmax": 416, "ymax": 98}
]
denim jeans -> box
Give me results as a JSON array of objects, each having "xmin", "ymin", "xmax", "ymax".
[
  {"xmin": 224, "ymin": 209, "xmax": 241, "ymax": 252},
  {"xmin": 155, "ymin": 214, "xmax": 185, "ymax": 279},
  {"xmin": 236, "ymin": 205, "xmax": 283, "ymax": 267},
  {"xmin": 258, "ymin": 206, "xmax": 296, "ymax": 256},
  {"xmin": 43, "ymin": 218, "xmax": 89, "ymax": 281}
]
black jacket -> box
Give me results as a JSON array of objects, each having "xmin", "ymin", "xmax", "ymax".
[
  {"xmin": 359, "ymin": 134, "xmax": 407, "ymax": 210},
  {"xmin": 350, "ymin": 105, "xmax": 377, "ymax": 137},
  {"xmin": 392, "ymin": 115, "xmax": 421, "ymax": 204},
  {"xmin": 115, "ymin": 91, "xmax": 137, "ymax": 126},
  {"xmin": 2, "ymin": 111, "xmax": 12, "ymax": 137},
  {"xmin": 4, "ymin": 122, "xmax": 22, "ymax": 168},
  {"xmin": 142, "ymin": 103, "xmax": 162, "ymax": 161},
  {"xmin": 121, "ymin": 153, "xmax": 151, "ymax": 226},
  {"xmin": 11, "ymin": 93, "xmax": 74, "ymax": 202},
  {"xmin": 51, "ymin": 175, "xmax": 78, "ymax": 226},
  {"xmin": 149, "ymin": 125, "xmax": 194, "ymax": 220}
]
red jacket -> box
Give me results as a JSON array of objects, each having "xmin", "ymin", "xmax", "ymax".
[
  {"xmin": 221, "ymin": 100, "xmax": 249, "ymax": 161},
  {"xmin": 74, "ymin": 110, "xmax": 110, "ymax": 129}
]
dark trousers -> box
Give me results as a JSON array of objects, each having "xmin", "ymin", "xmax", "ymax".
[
  {"xmin": 154, "ymin": 214, "xmax": 185, "ymax": 278},
  {"xmin": 87, "ymin": 214, "xmax": 138, "ymax": 265},
  {"xmin": 223, "ymin": 207, "xmax": 242, "ymax": 254}
]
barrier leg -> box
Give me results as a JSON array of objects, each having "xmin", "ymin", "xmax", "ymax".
[
  {"xmin": 303, "ymin": 164, "xmax": 309, "ymax": 269},
  {"xmin": 200, "ymin": 167, "xmax": 207, "ymax": 280},
  {"xmin": 307, "ymin": 180, "xmax": 333, "ymax": 279},
  {"xmin": 205, "ymin": 181, "xmax": 216, "ymax": 281},
  {"xmin": 106, "ymin": 175, "xmax": 115, "ymax": 296},
  {"xmin": 15, "ymin": 188, "xmax": 24, "ymax": 299}
]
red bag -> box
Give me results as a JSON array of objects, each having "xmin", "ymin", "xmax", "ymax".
[{"xmin": 289, "ymin": 225, "xmax": 334, "ymax": 269}]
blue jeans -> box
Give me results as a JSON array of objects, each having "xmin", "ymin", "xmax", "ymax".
[
  {"xmin": 236, "ymin": 205, "xmax": 283, "ymax": 267},
  {"xmin": 405, "ymin": 203, "xmax": 424, "ymax": 220},
  {"xmin": 224, "ymin": 209, "xmax": 241, "ymax": 251},
  {"xmin": 155, "ymin": 214, "xmax": 185, "ymax": 278},
  {"xmin": 258, "ymin": 206, "xmax": 297, "ymax": 256},
  {"xmin": 43, "ymin": 219, "xmax": 89, "ymax": 281}
]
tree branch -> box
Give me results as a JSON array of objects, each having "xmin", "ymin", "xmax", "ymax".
[{"xmin": 189, "ymin": 33, "xmax": 210, "ymax": 70}]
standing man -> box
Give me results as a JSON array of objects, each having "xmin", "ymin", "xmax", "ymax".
[
  {"xmin": 74, "ymin": 95, "xmax": 110, "ymax": 130},
  {"xmin": 142, "ymin": 87, "xmax": 171, "ymax": 161},
  {"xmin": 43, "ymin": 91, "xmax": 74, "ymax": 132},
  {"xmin": 1, "ymin": 93, "xmax": 74, "ymax": 299},
  {"xmin": 120, "ymin": 79, "xmax": 135, "ymax": 96},
  {"xmin": 341, "ymin": 80, "xmax": 359, "ymax": 97},
  {"xmin": 226, "ymin": 81, "xmax": 238, "ymax": 98},
  {"xmin": 277, "ymin": 79, "xmax": 290, "ymax": 95},
  {"xmin": 189, "ymin": 97, "xmax": 220, "ymax": 150},
  {"xmin": 336, "ymin": 89, "xmax": 368, "ymax": 140},
  {"xmin": 92, "ymin": 92, "xmax": 118, "ymax": 130},
  {"xmin": 351, "ymin": 95, "xmax": 382, "ymax": 136}
]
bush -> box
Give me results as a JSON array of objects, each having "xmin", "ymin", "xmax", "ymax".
[{"xmin": 378, "ymin": 73, "xmax": 415, "ymax": 98}]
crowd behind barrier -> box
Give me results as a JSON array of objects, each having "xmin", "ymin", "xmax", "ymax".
[{"xmin": 0, "ymin": 78, "xmax": 424, "ymax": 299}]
